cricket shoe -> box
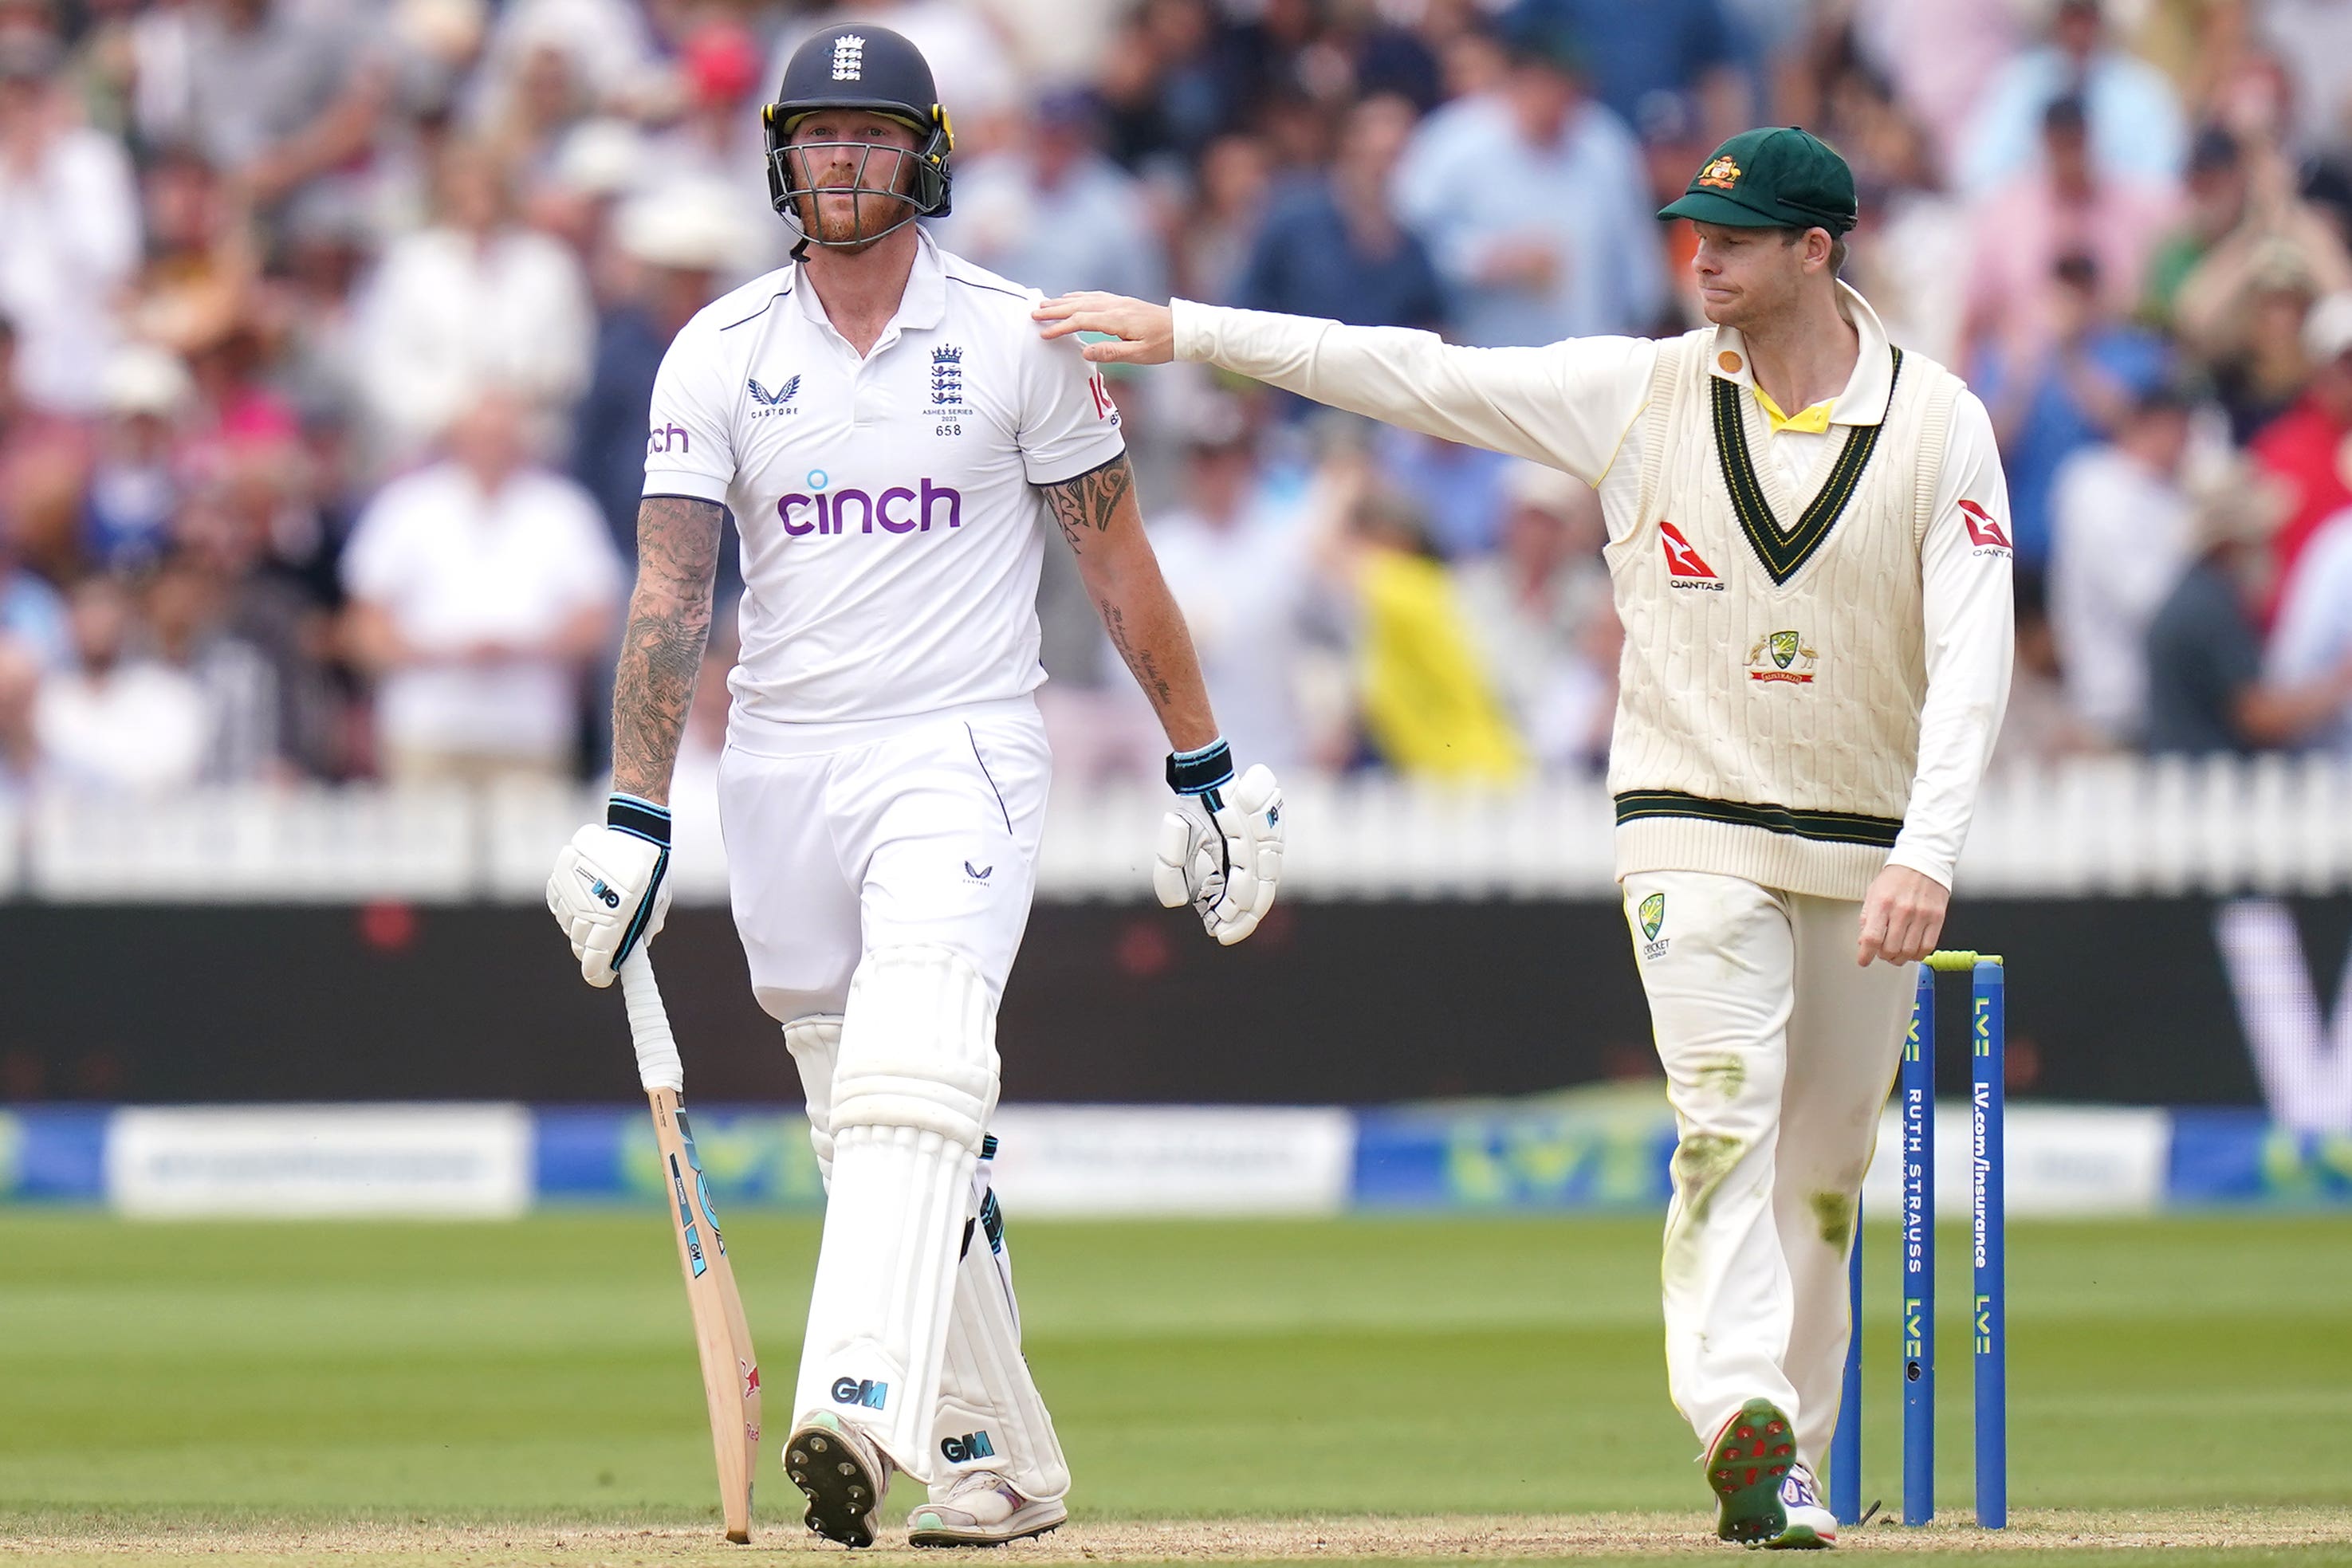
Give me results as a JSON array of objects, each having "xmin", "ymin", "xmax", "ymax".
[
  {"xmin": 1705, "ymin": 1397, "xmax": 1798, "ymax": 1546},
  {"xmin": 1764, "ymin": 1462, "xmax": 1835, "ymax": 1549},
  {"xmin": 907, "ymin": 1470, "xmax": 1068, "ymax": 1548},
  {"xmin": 785, "ymin": 1409, "xmax": 891, "ymax": 1548}
]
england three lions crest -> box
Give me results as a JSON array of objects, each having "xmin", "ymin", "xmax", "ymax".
[{"xmin": 929, "ymin": 344, "xmax": 966, "ymax": 410}]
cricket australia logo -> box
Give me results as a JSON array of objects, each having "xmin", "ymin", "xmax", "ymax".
[
  {"xmin": 1638, "ymin": 892, "xmax": 1670, "ymax": 961},
  {"xmin": 1748, "ymin": 629, "xmax": 1818, "ymax": 685},
  {"xmin": 929, "ymin": 344, "xmax": 966, "ymax": 409},
  {"xmin": 747, "ymin": 374, "xmax": 801, "ymax": 419},
  {"xmin": 831, "ymin": 33, "xmax": 864, "ymax": 81}
]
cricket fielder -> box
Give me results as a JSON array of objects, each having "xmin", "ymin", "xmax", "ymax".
[
  {"xmin": 546, "ymin": 26, "xmax": 1284, "ymax": 1549},
  {"xmin": 1039, "ymin": 128, "xmax": 2012, "ymax": 1547}
]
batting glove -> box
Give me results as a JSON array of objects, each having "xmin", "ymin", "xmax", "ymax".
[
  {"xmin": 1154, "ymin": 740, "xmax": 1284, "ymax": 945},
  {"xmin": 547, "ymin": 794, "xmax": 672, "ymax": 987}
]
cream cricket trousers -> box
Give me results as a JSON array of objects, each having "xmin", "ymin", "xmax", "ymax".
[{"xmin": 1619, "ymin": 869, "xmax": 1917, "ymax": 1469}]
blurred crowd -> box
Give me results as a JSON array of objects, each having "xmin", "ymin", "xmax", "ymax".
[{"xmin": 3, "ymin": 0, "xmax": 2352, "ymax": 796}]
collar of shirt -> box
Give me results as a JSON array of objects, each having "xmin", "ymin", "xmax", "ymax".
[
  {"xmin": 1708, "ymin": 280, "xmax": 1896, "ymax": 429},
  {"xmin": 791, "ymin": 229, "xmax": 950, "ymax": 352}
]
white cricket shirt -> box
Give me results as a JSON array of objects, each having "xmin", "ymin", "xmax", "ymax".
[{"xmin": 643, "ymin": 233, "xmax": 1127, "ymax": 730}]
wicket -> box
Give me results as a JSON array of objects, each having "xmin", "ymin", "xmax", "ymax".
[{"xmin": 1829, "ymin": 950, "xmax": 2006, "ymax": 1530}]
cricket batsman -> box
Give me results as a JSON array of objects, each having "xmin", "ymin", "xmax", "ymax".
[
  {"xmin": 545, "ymin": 26, "xmax": 1284, "ymax": 1548},
  {"xmin": 1038, "ymin": 128, "xmax": 2012, "ymax": 1547}
]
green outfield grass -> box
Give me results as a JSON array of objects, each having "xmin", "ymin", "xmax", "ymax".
[{"xmin": 1, "ymin": 1211, "xmax": 2348, "ymax": 1560}]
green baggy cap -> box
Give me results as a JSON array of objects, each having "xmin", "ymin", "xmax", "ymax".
[{"xmin": 1658, "ymin": 126, "xmax": 1858, "ymax": 234}]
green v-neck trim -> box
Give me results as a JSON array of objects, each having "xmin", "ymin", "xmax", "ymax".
[{"xmin": 1710, "ymin": 346, "xmax": 1903, "ymax": 586}]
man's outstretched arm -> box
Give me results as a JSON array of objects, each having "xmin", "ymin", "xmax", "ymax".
[{"xmin": 1034, "ymin": 293, "xmax": 1653, "ymax": 487}]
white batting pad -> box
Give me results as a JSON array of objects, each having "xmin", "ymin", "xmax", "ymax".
[
  {"xmin": 794, "ymin": 946, "xmax": 1000, "ymax": 1481},
  {"xmin": 932, "ymin": 1137, "xmax": 1070, "ymax": 1502},
  {"xmin": 783, "ymin": 1014, "xmax": 844, "ymax": 1179}
]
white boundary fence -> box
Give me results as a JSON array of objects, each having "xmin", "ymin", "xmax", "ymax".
[{"xmin": 10, "ymin": 753, "xmax": 2352, "ymax": 902}]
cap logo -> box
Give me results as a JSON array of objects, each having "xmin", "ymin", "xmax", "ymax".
[
  {"xmin": 831, "ymin": 33, "xmax": 865, "ymax": 81},
  {"xmin": 1697, "ymin": 155, "xmax": 1741, "ymax": 190}
]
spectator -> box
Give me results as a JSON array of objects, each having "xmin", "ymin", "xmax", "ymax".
[
  {"xmin": 2202, "ymin": 252, "xmax": 2326, "ymax": 443},
  {"xmin": 1961, "ymin": 96, "xmax": 2176, "ymax": 374},
  {"xmin": 637, "ymin": 22, "xmax": 781, "ymax": 280},
  {"xmin": 1312, "ymin": 450, "xmax": 1526, "ymax": 781},
  {"xmin": 0, "ymin": 635, "xmax": 35, "ymax": 794},
  {"xmin": 340, "ymin": 387, "xmax": 621, "ymax": 785},
  {"xmin": 85, "ymin": 344, "xmax": 193, "ymax": 575},
  {"xmin": 0, "ymin": 34, "xmax": 140, "ymax": 414},
  {"xmin": 1957, "ymin": 0, "xmax": 2187, "ymax": 197},
  {"xmin": 472, "ymin": 0, "xmax": 659, "ymax": 127},
  {"xmin": 2143, "ymin": 462, "xmax": 2352, "ymax": 756},
  {"xmin": 145, "ymin": 550, "xmax": 279, "ymax": 782},
  {"xmin": 934, "ymin": 88, "xmax": 1166, "ymax": 301},
  {"xmin": 173, "ymin": 457, "xmax": 348, "ymax": 780},
  {"xmin": 1392, "ymin": 22, "xmax": 1665, "ymax": 348},
  {"xmin": 2269, "ymin": 501, "xmax": 2352, "ymax": 756},
  {"xmin": 1453, "ymin": 460, "xmax": 1616, "ymax": 774},
  {"xmin": 0, "ymin": 477, "xmax": 67, "ymax": 669},
  {"xmin": 1375, "ymin": 427, "xmax": 1512, "ymax": 560},
  {"xmin": 0, "ymin": 312, "xmax": 90, "ymax": 588},
  {"xmin": 1504, "ymin": 0, "xmax": 1751, "ymax": 143},
  {"xmin": 1852, "ymin": 0, "xmax": 2023, "ymax": 179},
  {"xmin": 1975, "ymin": 252, "xmax": 2173, "ymax": 572},
  {"xmin": 1990, "ymin": 575, "xmax": 2100, "ymax": 773},
  {"xmin": 352, "ymin": 139, "xmax": 594, "ymax": 465},
  {"xmin": 2047, "ymin": 383, "xmax": 2197, "ymax": 746},
  {"xmin": 573, "ymin": 182, "xmax": 755, "ymax": 562},
  {"xmin": 33, "ymin": 575, "xmax": 210, "ymax": 792},
  {"xmin": 2250, "ymin": 291, "xmax": 2352, "ymax": 621},
  {"xmin": 1172, "ymin": 131, "xmax": 1270, "ymax": 305},
  {"xmin": 130, "ymin": 0, "xmax": 391, "ymax": 212},
  {"xmin": 2168, "ymin": 129, "xmax": 2352, "ymax": 364},
  {"xmin": 1147, "ymin": 393, "xmax": 1326, "ymax": 772},
  {"xmin": 1232, "ymin": 93, "xmax": 1443, "ymax": 332},
  {"xmin": 2257, "ymin": 0, "xmax": 2352, "ymax": 158}
]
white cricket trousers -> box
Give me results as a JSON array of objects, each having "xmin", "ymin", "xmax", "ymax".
[{"xmin": 1618, "ymin": 869, "xmax": 1917, "ymax": 1470}]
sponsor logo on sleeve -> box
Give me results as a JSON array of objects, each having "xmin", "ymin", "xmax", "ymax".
[
  {"xmin": 1660, "ymin": 521, "xmax": 1724, "ymax": 589},
  {"xmin": 1086, "ymin": 370, "xmax": 1119, "ymax": 424},
  {"xmin": 1957, "ymin": 498, "xmax": 2012, "ymax": 556},
  {"xmin": 647, "ymin": 422, "xmax": 690, "ymax": 454}
]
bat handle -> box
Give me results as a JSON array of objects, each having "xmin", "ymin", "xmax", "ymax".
[{"xmin": 619, "ymin": 949, "xmax": 685, "ymax": 1094}]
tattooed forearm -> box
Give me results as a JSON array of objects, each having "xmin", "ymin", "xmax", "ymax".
[
  {"xmin": 1040, "ymin": 454, "xmax": 1134, "ymax": 554},
  {"xmin": 1099, "ymin": 599, "xmax": 1177, "ymax": 709},
  {"xmin": 611, "ymin": 495, "xmax": 725, "ymax": 802}
]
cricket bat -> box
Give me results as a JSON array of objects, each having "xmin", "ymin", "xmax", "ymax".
[{"xmin": 619, "ymin": 948, "xmax": 762, "ymax": 1543}]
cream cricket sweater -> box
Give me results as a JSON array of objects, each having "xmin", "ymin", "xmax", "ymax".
[{"xmin": 1172, "ymin": 283, "xmax": 2015, "ymax": 900}]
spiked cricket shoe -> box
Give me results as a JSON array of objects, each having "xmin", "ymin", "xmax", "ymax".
[
  {"xmin": 907, "ymin": 1469, "xmax": 1067, "ymax": 1547},
  {"xmin": 1764, "ymin": 1461, "xmax": 1836, "ymax": 1548},
  {"xmin": 1706, "ymin": 1397, "xmax": 1798, "ymax": 1546},
  {"xmin": 785, "ymin": 1410, "xmax": 891, "ymax": 1548}
]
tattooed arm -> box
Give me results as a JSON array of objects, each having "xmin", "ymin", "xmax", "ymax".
[
  {"xmin": 611, "ymin": 494, "xmax": 726, "ymax": 803},
  {"xmin": 1041, "ymin": 454, "xmax": 1218, "ymax": 751}
]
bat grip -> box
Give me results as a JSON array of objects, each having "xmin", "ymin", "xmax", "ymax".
[{"xmin": 619, "ymin": 949, "xmax": 685, "ymax": 1093}]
